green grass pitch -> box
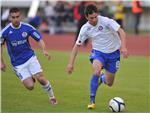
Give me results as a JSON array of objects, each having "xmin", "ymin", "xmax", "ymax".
[{"xmin": 1, "ymin": 49, "xmax": 149, "ymax": 113}]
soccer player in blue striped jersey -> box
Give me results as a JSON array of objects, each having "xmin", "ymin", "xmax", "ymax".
[
  {"xmin": 0, "ymin": 8, "xmax": 57, "ymax": 105},
  {"xmin": 67, "ymin": 4, "xmax": 128, "ymax": 109}
]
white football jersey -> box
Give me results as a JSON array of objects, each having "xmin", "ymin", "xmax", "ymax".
[{"xmin": 76, "ymin": 15, "xmax": 121, "ymax": 53}]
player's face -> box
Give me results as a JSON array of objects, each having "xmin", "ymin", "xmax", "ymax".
[
  {"xmin": 10, "ymin": 12, "xmax": 21, "ymax": 28},
  {"xmin": 86, "ymin": 12, "xmax": 98, "ymax": 26}
]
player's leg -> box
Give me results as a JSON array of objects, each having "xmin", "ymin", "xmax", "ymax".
[
  {"xmin": 90, "ymin": 59, "xmax": 103, "ymax": 102},
  {"xmin": 22, "ymin": 77, "xmax": 35, "ymax": 90},
  {"xmin": 88, "ymin": 59, "xmax": 103, "ymax": 109},
  {"xmin": 34, "ymin": 72, "xmax": 57, "ymax": 105},
  {"xmin": 99, "ymin": 71, "xmax": 115, "ymax": 87},
  {"xmin": 104, "ymin": 71, "xmax": 115, "ymax": 87},
  {"xmin": 13, "ymin": 63, "xmax": 35, "ymax": 90},
  {"xmin": 29, "ymin": 56, "xmax": 57, "ymax": 105},
  {"xmin": 100, "ymin": 50, "xmax": 120, "ymax": 87}
]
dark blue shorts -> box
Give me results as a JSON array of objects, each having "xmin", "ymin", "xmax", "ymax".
[{"xmin": 90, "ymin": 49, "xmax": 120, "ymax": 74}]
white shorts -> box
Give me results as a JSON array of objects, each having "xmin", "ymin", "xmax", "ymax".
[{"xmin": 13, "ymin": 56, "xmax": 43, "ymax": 81}]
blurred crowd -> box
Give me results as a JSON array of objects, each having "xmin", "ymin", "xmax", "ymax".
[{"xmin": 1, "ymin": 0, "xmax": 144, "ymax": 35}]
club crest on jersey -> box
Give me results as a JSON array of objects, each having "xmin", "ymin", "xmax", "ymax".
[
  {"xmin": 98, "ymin": 26, "xmax": 103, "ymax": 31},
  {"xmin": 9, "ymin": 31, "xmax": 13, "ymax": 34},
  {"xmin": 87, "ymin": 27, "xmax": 91, "ymax": 31},
  {"xmin": 22, "ymin": 32, "xmax": 27, "ymax": 38}
]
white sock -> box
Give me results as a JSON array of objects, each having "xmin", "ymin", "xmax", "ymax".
[{"xmin": 42, "ymin": 81, "xmax": 54, "ymax": 98}]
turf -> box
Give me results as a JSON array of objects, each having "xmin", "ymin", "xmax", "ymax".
[{"xmin": 1, "ymin": 49, "xmax": 149, "ymax": 113}]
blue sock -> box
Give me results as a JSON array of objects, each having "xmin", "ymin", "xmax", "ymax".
[
  {"xmin": 90, "ymin": 75, "xmax": 99, "ymax": 103},
  {"xmin": 100, "ymin": 73, "xmax": 106, "ymax": 84}
]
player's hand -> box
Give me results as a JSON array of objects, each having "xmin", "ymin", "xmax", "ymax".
[
  {"xmin": 67, "ymin": 64, "xmax": 74, "ymax": 74},
  {"xmin": 120, "ymin": 47, "xmax": 128, "ymax": 58},
  {"xmin": 43, "ymin": 50, "xmax": 51, "ymax": 61},
  {"xmin": 1, "ymin": 62, "xmax": 6, "ymax": 72}
]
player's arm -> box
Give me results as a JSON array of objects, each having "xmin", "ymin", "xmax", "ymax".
[
  {"xmin": 67, "ymin": 26, "xmax": 88, "ymax": 74},
  {"xmin": 38, "ymin": 39, "xmax": 51, "ymax": 60},
  {"xmin": 108, "ymin": 18, "xmax": 128, "ymax": 58},
  {"xmin": 67, "ymin": 44, "xmax": 80, "ymax": 74},
  {"xmin": 1, "ymin": 45, "xmax": 6, "ymax": 72},
  {"xmin": 29, "ymin": 27, "xmax": 51, "ymax": 60},
  {"xmin": 117, "ymin": 28, "xmax": 128, "ymax": 58},
  {"xmin": 0, "ymin": 32, "xmax": 6, "ymax": 71}
]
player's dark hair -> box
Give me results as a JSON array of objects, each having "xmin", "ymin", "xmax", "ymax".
[
  {"xmin": 84, "ymin": 4, "xmax": 98, "ymax": 17},
  {"xmin": 9, "ymin": 7, "xmax": 20, "ymax": 14}
]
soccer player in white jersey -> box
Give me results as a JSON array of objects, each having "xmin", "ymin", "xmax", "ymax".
[
  {"xmin": 0, "ymin": 8, "xmax": 57, "ymax": 105},
  {"xmin": 67, "ymin": 4, "xmax": 128, "ymax": 109}
]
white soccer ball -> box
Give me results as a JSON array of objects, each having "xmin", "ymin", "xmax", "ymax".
[{"xmin": 109, "ymin": 97, "xmax": 125, "ymax": 112}]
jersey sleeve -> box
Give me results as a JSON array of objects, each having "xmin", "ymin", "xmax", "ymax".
[
  {"xmin": 107, "ymin": 18, "xmax": 120, "ymax": 31},
  {"xmin": 76, "ymin": 26, "xmax": 88, "ymax": 45},
  {"xmin": 28, "ymin": 26, "xmax": 42, "ymax": 41}
]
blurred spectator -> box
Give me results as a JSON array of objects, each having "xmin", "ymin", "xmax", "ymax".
[
  {"xmin": 132, "ymin": 0, "xmax": 143, "ymax": 35},
  {"xmin": 63, "ymin": 2, "xmax": 74, "ymax": 23},
  {"xmin": 54, "ymin": 1, "xmax": 65, "ymax": 34},
  {"xmin": 114, "ymin": 1, "xmax": 125, "ymax": 28},
  {"xmin": 43, "ymin": 1, "xmax": 56, "ymax": 35},
  {"xmin": 74, "ymin": 2, "xmax": 81, "ymax": 21},
  {"xmin": 1, "ymin": 7, "xmax": 10, "ymax": 29},
  {"xmin": 97, "ymin": 1, "xmax": 113, "ymax": 18},
  {"xmin": 73, "ymin": 1, "xmax": 88, "ymax": 46},
  {"xmin": 28, "ymin": 11, "xmax": 42, "ymax": 29}
]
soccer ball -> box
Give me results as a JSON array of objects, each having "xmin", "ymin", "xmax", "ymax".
[{"xmin": 109, "ymin": 97, "xmax": 125, "ymax": 112}]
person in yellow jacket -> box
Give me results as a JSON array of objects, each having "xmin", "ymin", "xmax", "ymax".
[
  {"xmin": 114, "ymin": 1, "xmax": 125, "ymax": 28},
  {"xmin": 132, "ymin": 0, "xmax": 143, "ymax": 34}
]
